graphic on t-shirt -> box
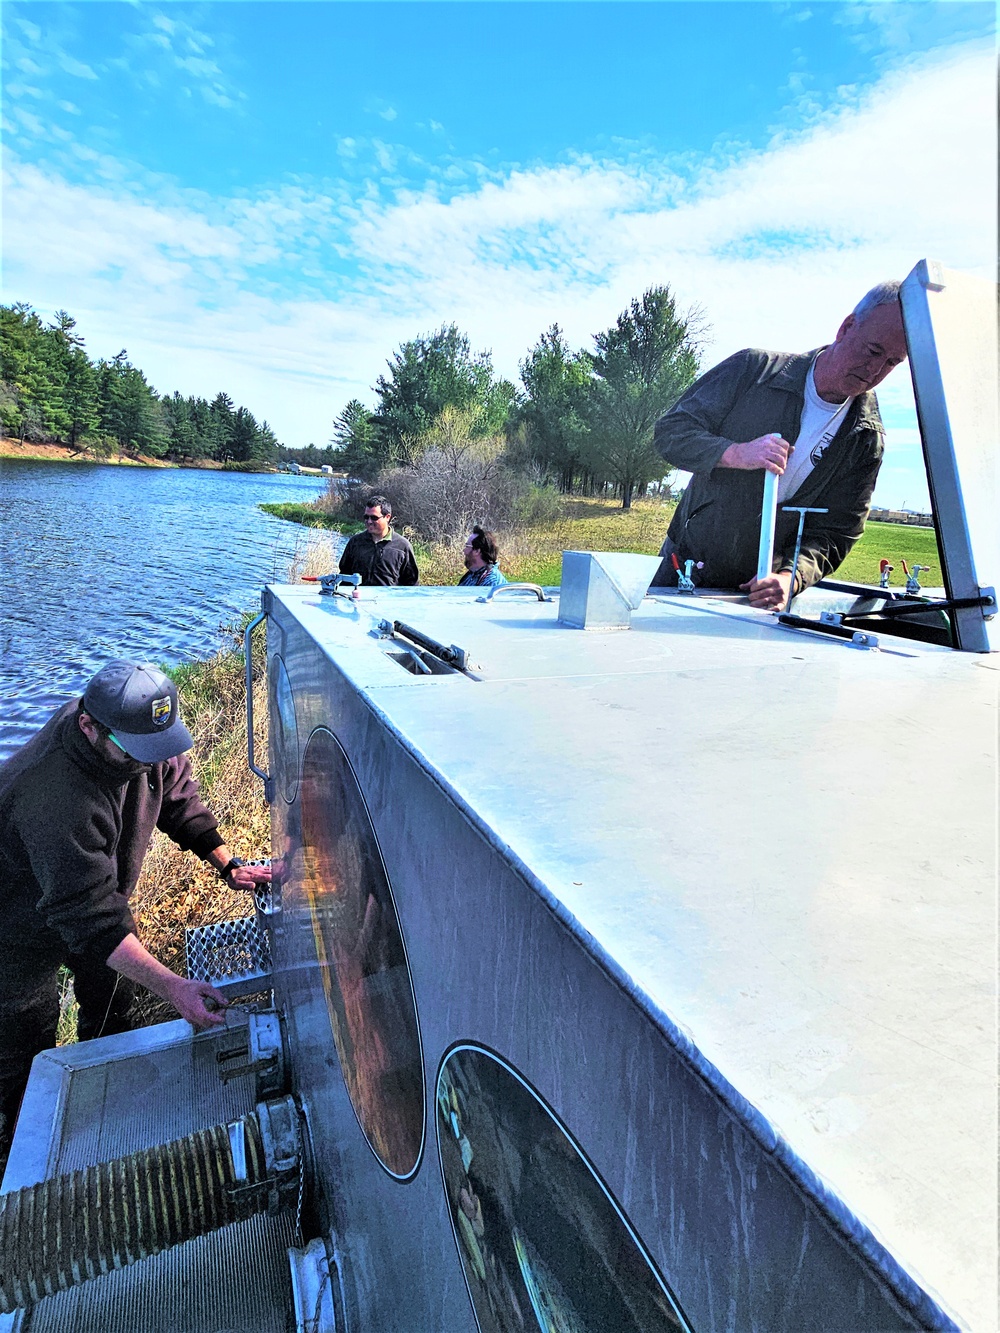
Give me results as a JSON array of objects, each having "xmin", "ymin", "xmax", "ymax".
[{"xmin": 810, "ymin": 425, "xmax": 841, "ymax": 467}]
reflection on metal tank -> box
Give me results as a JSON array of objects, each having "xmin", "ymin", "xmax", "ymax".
[
  {"xmin": 438, "ymin": 1046, "xmax": 691, "ymax": 1332},
  {"xmin": 268, "ymin": 654, "xmax": 299, "ymax": 803},
  {"xmin": 296, "ymin": 727, "xmax": 424, "ymax": 1179}
]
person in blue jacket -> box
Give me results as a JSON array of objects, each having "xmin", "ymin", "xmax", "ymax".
[{"xmin": 458, "ymin": 527, "xmax": 506, "ymax": 590}]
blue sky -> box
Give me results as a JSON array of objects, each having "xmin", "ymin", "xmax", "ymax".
[{"xmin": 3, "ymin": 2, "xmax": 996, "ymax": 507}]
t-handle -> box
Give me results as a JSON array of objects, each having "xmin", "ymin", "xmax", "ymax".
[{"xmin": 780, "ymin": 506, "xmax": 829, "ymax": 613}]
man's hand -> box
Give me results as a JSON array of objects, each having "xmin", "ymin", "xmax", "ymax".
[
  {"xmin": 740, "ymin": 571, "xmax": 793, "ymax": 611},
  {"xmin": 209, "ymin": 846, "xmax": 272, "ymax": 892},
  {"xmin": 163, "ymin": 976, "xmax": 229, "ymax": 1029},
  {"xmin": 227, "ymin": 862, "xmax": 271, "ymax": 892},
  {"xmin": 106, "ymin": 933, "xmax": 227, "ymax": 1028},
  {"xmin": 720, "ymin": 433, "xmax": 793, "ymax": 475}
]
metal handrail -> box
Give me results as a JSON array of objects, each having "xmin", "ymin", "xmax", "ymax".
[
  {"xmin": 476, "ymin": 582, "xmax": 551, "ymax": 603},
  {"xmin": 244, "ymin": 610, "xmax": 274, "ymax": 803}
]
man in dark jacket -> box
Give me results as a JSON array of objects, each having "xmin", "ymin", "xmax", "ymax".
[
  {"xmin": 0, "ymin": 660, "xmax": 270, "ymax": 1161},
  {"xmin": 650, "ymin": 282, "xmax": 908, "ymax": 609},
  {"xmin": 338, "ymin": 495, "xmax": 419, "ymax": 587}
]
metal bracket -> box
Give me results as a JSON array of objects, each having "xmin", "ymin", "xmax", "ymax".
[
  {"xmin": 215, "ymin": 1010, "xmax": 286, "ymax": 1099},
  {"xmin": 778, "ymin": 612, "xmax": 879, "ymax": 649},
  {"xmin": 218, "ymin": 1053, "xmax": 279, "ymax": 1085},
  {"xmin": 918, "ymin": 258, "xmax": 947, "ymax": 292},
  {"xmin": 256, "ymin": 1095, "xmax": 303, "ymax": 1215},
  {"xmin": 288, "ymin": 1238, "xmax": 341, "ymax": 1333}
]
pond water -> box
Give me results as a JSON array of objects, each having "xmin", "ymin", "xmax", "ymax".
[{"xmin": 0, "ymin": 460, "xmax": 344, "ymax": 761}]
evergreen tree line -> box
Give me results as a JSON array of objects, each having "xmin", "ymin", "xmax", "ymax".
[
  {"xmin": 332, "ymin": 284, "xmax": 704, "ymax": 508},
  {"xmin": 0, "ymin": 304, "xmax": 282, "ymax": 466},
  {"xmin": 2, "ymin": 282, "xmax": 704, "ymax": 504}
]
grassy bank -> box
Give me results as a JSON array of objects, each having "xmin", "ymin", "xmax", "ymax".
[
  {"xmin": 1, "ymin": 437, "xmax": 278, "ymax": 472},
  {"xmin": 134, "ymin": 633, "xmax": 271, "ymax": 1027},
  {"xmin": 259, "ymin": 502, "xmax": 361, "ymax": 532},
  {"xmin": 0, "ymin": 437, "xmax": 174, "ymax": 467}
]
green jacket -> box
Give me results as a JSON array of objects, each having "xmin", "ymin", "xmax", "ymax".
[{"xmin": 652, "ymin": 348, "xmax": 884, "ymax": 592}]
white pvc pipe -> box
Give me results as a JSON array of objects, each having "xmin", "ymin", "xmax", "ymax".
[{"xmin": 757, "ymin": 466, "xmax": 779, "ymax": 581}]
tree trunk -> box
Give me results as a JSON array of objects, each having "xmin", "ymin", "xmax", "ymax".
[{"xmin": 622, "ymin": 481, "xmax": 633, "ymax": 510}]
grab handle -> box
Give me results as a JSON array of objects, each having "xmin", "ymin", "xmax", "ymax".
[{"xmin": 244, "ymin": 610, "xmax": 274, "ymax": 803}]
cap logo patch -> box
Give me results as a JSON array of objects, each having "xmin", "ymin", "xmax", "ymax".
[{"xmin": 151, "ymin": 696, "xmax": 172, "ymax": 727}]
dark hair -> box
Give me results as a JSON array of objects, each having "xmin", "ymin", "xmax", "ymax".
[
  {"xmin": 365, "ymin": 494, "xmax": 392, "ymax": 518},
  {"xmin": 76, "ymin": 700, "xmax": 115, "ymax": 741},
  {"xmin": 469, "ymin": 525, "xmax": 499, "ymax": 565}
]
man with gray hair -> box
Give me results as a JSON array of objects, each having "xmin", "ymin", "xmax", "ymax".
[{"xmin": 650, "ymin": 282, "xmax": 908, "ymax": 608}]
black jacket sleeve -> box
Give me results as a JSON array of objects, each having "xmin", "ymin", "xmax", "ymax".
[
  {"xmin": 338, "ymin": 534, "xmax": 361, "ymax": 577},
  {"xmin": 155, "ymin": 755, "xmax": 223, "ymax": 858}
]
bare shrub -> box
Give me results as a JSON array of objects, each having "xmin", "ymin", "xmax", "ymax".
[
  {"xmin": 317, "ymin": 474, "xmax": 370, "ymax": 517},
  {"xmin": 366, "ymin": 406, "xmax": 552, "ymax": 542}
]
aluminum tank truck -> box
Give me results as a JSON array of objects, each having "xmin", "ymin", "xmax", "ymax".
[{"xmin": 1, "ymin": 260, "xmax": 996, "ymax": 1333}]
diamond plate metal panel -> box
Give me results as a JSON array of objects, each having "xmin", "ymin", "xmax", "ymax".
[{"xmin": 185, "ymin": 914, "xmax": 271, "ymax": 988}]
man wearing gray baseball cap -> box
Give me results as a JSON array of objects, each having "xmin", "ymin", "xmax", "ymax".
[{"xmin": 0, "ymin": 659, "xmax": 271, "ymax": 1165}]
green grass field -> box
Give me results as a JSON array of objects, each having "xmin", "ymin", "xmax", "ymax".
[
  {"xmin": 836, "ymin": 521, "xmax": 941, "ymax": 587},
  {"xmin": 510, "ymin": 503, "xmax": 941, "ymax": 591}
]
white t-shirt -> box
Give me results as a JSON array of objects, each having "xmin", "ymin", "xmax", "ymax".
[{"xmin": 777, "ymin": 359, "xmax": 852, "ymax": 502}]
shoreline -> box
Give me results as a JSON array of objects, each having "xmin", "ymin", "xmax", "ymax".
[
  {"xmin": 0, "ymin": 439, "xmax": 175, "ymax": 467},
  {"xmin": 0, "ymin": 438, "xmax": 329, "ymax": 476}
]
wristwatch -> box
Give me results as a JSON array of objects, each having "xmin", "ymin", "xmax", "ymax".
[{"xmin": 217, "ymin": 857, "xmax": 246, "ymax": 881}]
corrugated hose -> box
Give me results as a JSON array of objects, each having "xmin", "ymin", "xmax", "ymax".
[{"xmin": 0, "ymin": 1099, "xmax": 300, "ymax": 1312}]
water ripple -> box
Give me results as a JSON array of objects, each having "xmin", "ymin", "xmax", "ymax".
[{"xmin": 0, "ymin": 460, "xmax": 343, "ymax": 762}]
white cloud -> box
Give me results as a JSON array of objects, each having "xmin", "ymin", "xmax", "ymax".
[
  {"xmin": 1, "ymin": 39, "xmax": 993, "ymax": 507},
  {"xmin": 5, "ymin": 82, "xmax": 43, "ymax": 101},
  {"xmin": 116, "ymin": 11, "xmax": 243, "ymax": 111},
  {"xmin": 57, "ymin": 53, "xmax": 98, "ymax": 80}
]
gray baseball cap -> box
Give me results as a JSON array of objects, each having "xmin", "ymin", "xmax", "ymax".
[{"xmin": 83, "ymin": 660, "xmax": 193, "ymax": 763}]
